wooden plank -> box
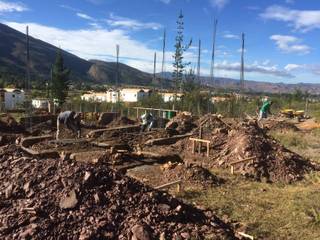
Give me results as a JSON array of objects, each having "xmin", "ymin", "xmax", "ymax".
[
  {"xmin": 48, "ymin": 138, "xmax": 94, "ymax": 145},
  {"xmin": 229, "ymin": 156, "xmax": 256, "ymax": 166},
  {"xmin": 154, "ymin": 180, "xmax": 182, "ymax": 190},
  {"xmin": 88, "ymin": 124, "xmax": 141, "ymax": 137},
  {"xmin": 192, "ymin": 139, "xmax": 195, "ymax": 154},
  {"xmin": 189, "ymin": 138, "xmax": 211, "ymax": 144},
  {"xmin": 198, "ymin": 126, "xmax": 202, "ymax": 154},
  {"xmin": 237, "ymin": 232, "xmax": 254, "ymax": 240},
  {"xmin": 145, "ymin": 133, "xmax": 193, "ymax": 146},
  {"xmin": 133, "ymin": 107, "xmax": 179, "ymax": 113}
]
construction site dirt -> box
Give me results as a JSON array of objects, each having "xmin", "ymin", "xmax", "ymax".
[
  {"xmin": 0, "ymin": 145, "xmax": 236, "ymax": 239},
  {"xmin": 0, "ymin": 112, "xmax": 319, "ymax": 239}
]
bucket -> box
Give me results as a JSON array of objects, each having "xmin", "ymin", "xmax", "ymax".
[{"xmin": 168, "ymin": 111, "xmax": 176, "ymax": 119}]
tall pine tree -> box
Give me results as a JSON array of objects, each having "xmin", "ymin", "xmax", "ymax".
[
  {"xmin": 51, "ymin": 50, "xmax": 70, "ymax": 105},
  {"xmin": 172, "ymin": 10, "xmax": 192, "ymax": 94}
]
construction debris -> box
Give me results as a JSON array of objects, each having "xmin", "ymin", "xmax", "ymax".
[
  {"xmin": 217, "ymin": 120, "xmax": 313, "ymax": 183},
  {"xmin": 0, "ymin": 147, "xmax": 236, "ymax": 239},
  {"xmin": 263, "ymin": 119, "xmax": 299, "ymax": 132},
  {"xmin": 107, "ymin": 116, "xmax": 136, "ymax": 127},
  {"xmin": 0, "ymin": 114, "xmax": 24, "ymax": 133},
  {"xmin": 162, "ymin": 163, "xmax": 224, "ymax": 187},
  {"xmin": 165, "ymin": 112, "xmax": 197, "ymax": 135}
]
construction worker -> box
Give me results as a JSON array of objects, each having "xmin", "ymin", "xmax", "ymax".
[
  {"xmin": 56, "ymin": 111, "xmax": 81, "ymax": 140},
  {"xmin": 258, "ymin": 100, "xmax": 272, "ymax": 121},
  {"xmin": 140, "ymin": 112, "xmax": 155, "ymax": 132}
]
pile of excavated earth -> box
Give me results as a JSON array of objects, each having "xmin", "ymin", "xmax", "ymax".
[
  {"xmin": 127, "ymin": 163, "xmax": 223, "ymax": 189},
  {"xmin": 263, "ymin": 119, "xmax": 300, "ymax": 132},
  {"xmin": 179, "ymin": 115, "xmax": 314, "ymax": 183},
  {"xmin": 161, "ymin": 163, "xmax": 224, "ymax": 187},
  {"xmin": 107, "ymin": 116, "xmax": 137, "ymax": 127},
  {"xmin": 165, "ymin": 112, "xmax": 197, "ymax": 135},
  {"xmin": 0, "ymin": 145, "xmax": 236, "ymax": 239}
]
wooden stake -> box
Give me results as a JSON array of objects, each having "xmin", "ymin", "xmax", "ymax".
[
  {"xmin": 198, "ymin": 126, "xmax": 202, "ymax": 154},
  {"xmin": 155, "ymin": 180, "xmax": 182, "ymax": 190}
]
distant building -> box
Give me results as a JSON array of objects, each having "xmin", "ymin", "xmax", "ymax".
[
  {"xmin": 120, "ymin": 88, "xmax": 149, "ymax": 102},
  {"xmin": 80, "ymin": 90, "xmax": 120, "ymax": 103},
  {"xmin": 161, "ymin": 92, "xmax": 183, "ymax": 102},
  {"xmin": 32, "ymin": 98, "xmax": 50, "ymax": 109},
  {"xmin": 81, "ymin": 92, "xmax": 107, "ymax": 102},
  {"xmin": 211, "ymin": 96, "xmax": 229, "ymax": 103},
  {"xmin": 81, "ymin": 88, "xmax": 151, "ymax": 103},
  {"xmin": 0, "ymin": 88, "xmax": 25, "ymax": 110},
  {"xmin": 107, "ymin": 90, "xmax": 120, "ymax": 103}
]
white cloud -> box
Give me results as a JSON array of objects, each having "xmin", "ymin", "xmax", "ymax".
[
  {"xmin": 76, "ymin": 13, "xmax": 95, "ymax": 21},
  {"xmin": 261, "ymin": 5, "xmax": 320, "ymax": 32},
  {"xmin": 284, "ymin": 64, "xmax": 320, "ymax": 76},
  {"xmin": 60, "ymin": 4, "xmax": 80, "ymax": 12},
  {"xmin": 89, "ymin": 22, "xmax": 102, "ymax": 29},
  {"xmin": 223, "ymin": 33, "xmax": 239, "ymax": 39},
  {"xmin": 0, "ymin": 1, "xmax": 28, "ymax": 13},
  {"xmin": 4, "ymin": 21, "xmax": 164, "ymax": 73},
  {"xmin": 237, "ymin": 48, "xmax": 247, "ymax": 53},
  {"xmin": 284, "ymin": 64, "xmax": 301, "ymax": 71},
  {"xmin": 106, "ymin": 13, "xmax": 162, "ymax": 30},
  {"xmin": 209, "ymin": 0, "xmax": 229, "ymax": 10},
  {"xmin": 270, "ymin": 35, "xmax": 311, "ymax": 54},
  {"xmin": 215, "ymin": 60, "xmax": 295, "ymax": 78}
]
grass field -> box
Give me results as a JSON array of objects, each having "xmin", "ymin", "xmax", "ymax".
[{"xmin": 178, "ymin": 128, "xmax": 320, "ymax": 239}]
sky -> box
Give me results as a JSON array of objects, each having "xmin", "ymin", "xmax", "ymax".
[{"xmin": 0, "ymin": 0, "xmax": 320, "ymax": 84}]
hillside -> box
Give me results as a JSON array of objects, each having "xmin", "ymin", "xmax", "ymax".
[
  {"xmin": 209, "ymin": 77, "xmax": 320, "ymax": 95},
  {"xmin": 88, "ymin": 60, "xmax": 153, "ymax": 86},
  {"xmin": 0, "ymin": 23, "xmax": 154, "ymax": 87},
  {"xmin": 0, "ymin": 23, "xmax": 91, "ymax": 86},
  {"xmin": 0, "ymin": 22, "xmax": 320, "ymax": 94}
]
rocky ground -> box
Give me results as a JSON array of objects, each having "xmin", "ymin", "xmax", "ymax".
[{"xmin": 0, "ymin": 144, "xmax": 236, "ymax": 239}]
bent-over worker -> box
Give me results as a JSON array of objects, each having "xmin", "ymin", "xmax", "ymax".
[
  {"xmin": 258, "ymin": 100, "xmax": 272, "ymax": 121},
  {"xmin": 140, "ymin": 112, "xmax": 155, "ymax": 132},
  {"xmin": 56, "ymin": 111, "xmax": 81, "ymax": 140}
]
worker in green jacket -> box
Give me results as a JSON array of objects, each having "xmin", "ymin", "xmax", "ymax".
[{"xmin": 258, "ymin": 100, "xmax": 272, "ymax": 121}]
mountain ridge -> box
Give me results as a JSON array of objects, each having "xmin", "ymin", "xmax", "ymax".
[{"xmin": 0, "ymin": 23, "xmax": 319, "ymax": 94}]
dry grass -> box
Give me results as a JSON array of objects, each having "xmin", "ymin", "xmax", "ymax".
[
  {"xmin": 270, "ymin": 129, "xmax": 320, "ymax": 163},
  {"xmin": 177, "ymin": 129, "xmax": 320, "ymax": 239}
]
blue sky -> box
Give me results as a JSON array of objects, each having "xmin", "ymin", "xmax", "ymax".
[{"xmin": 0, "ymin": 0, "xmax": 320, "ymax": 83}]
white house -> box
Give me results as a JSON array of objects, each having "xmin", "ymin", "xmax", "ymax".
[
  {"xmin": 80, "ymin": 88, "xmax": 152, "ymax": 103},
  {"xmin": 81, "ymin": 90, "xmax": 120, "ymax": 103},
  {"xmin": 0, "ymin": 88, "xmax": 25, "ymax": 110},
  {"xmin": 32, "ymin": 98, "xmax": 50, "ymax": 109},
  {"xmin": 120, "ymin": 88, "xmax": 148, "ymax": 103},
  {"xmin": 106, "ymin": 90, "xmax": 120, "ymax": 103},
  {"xmin": 161, "ymin": 92, "xmax": 183, "ymax": 102},
  {"xmin": 81, "ymin": 92, "xmax": 107, "ymax": 102}
]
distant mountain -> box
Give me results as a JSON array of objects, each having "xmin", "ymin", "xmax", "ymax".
[
  {"xmin": 0, "ymin": 23, "xmax": 154, "ymax": 87},
  {"xmin": 204, "ymin": 77, "xmax": 320, "ymax": 95},
  {"xmin": 0, "ymin": 23, "xmax": 91, "ymax": 86},
  {"xmin": 159, "ymin": 72, "xmax": 320, "ymax": 95},
  {"xmin": 0, "ymin": 22, "xmax": 320, "ymax": 94},
  {"xmin": 88, "ymin": 60, "xmax": 153, "ymax": 86}
]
